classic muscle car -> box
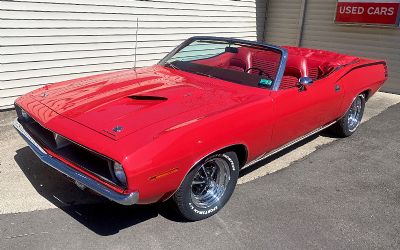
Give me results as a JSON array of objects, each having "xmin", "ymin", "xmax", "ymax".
[{"xmin": 14, "ymin": 36, "xmax": 387, "ymax": 221}]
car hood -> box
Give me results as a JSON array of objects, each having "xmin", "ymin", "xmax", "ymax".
[{"xmin": 30, "ymin": 65, "xmax": 263, "ymax": 140}]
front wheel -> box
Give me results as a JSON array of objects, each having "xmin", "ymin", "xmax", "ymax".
[
  {"xmin": 173, "ymin": 151, "xmax": 239, "ymax": 221},
  {"xmin": 331, "ymin": 94, "xmax": 365, "ymax": 137}
]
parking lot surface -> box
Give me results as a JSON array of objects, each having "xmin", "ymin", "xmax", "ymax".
[{"xmin": 1, "ymin": 92, "xmax": 400, "ymax": 249}]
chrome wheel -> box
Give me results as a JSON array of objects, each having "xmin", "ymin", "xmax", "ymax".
[
  {"xmin": 347, "ymin": 95, "xmax": 363, "ymax": 132},
  {"xmin": 190, "ymin": 157, "xmax": 231, "ymax": 209}
]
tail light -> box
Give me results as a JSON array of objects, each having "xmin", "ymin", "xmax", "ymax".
[{"xmin": 384, "ymin": 63, "xmax": 388, "ymax": 79}]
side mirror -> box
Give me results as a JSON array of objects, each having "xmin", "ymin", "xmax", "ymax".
[{"xmin": 298, "ymin": 77, "xmax": 313, "ymax": 91}]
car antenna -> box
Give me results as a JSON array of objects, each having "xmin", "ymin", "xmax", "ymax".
[{"xmin": 134, "ymin": 17, "xmax": 139, "ymax": 71}]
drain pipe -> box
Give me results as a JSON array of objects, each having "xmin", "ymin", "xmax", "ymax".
[
  {"xmin": 262, "ymin": 0, "xmax": 270, "ymax": 42},
  {"xmin": 297, "ymin": 0, "xmax": 307, "ymax": 47}
]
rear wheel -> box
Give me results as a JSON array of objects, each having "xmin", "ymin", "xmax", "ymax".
[
  {"xmin": 173, "ymin": 151, "xmax": 239, "ymax": 221},
  {"xmin": 331, "ymin": 94, "xmax": 365, "ymax": 137}
]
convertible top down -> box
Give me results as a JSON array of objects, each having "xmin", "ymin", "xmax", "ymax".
[{"xmin": 14, "ymin": 36, "xmax": 387, "ymax": 221}]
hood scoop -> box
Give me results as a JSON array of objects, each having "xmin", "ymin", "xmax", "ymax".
[{"xmin": 128, "ymin": 95, "xmax": 168, "ymax": 101}]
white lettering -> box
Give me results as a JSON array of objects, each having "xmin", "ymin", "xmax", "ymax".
[
  {"xmin": 345, "ymin": 6, "xmax": 352, "ymax": 14},
  {"xmin": 189, "ymin": 203, "xmax": 219, "ymax": 215},
  {"xmin": 388, "ymin": 7, "xmax": 394, "ymax": 16},
  {"xmin": 340, "ymin": 5, "xmax": 364, "ymax": 15},
  {"xmin": 381, "ymin": 7, "xmax": 388, "ymax": 15},
  {"xmin": 223, "ymin": 154, "xmax": 235, "ymax": 171},
  {"xmin": 367, "ymin": 6, "xmax": 396, "ymax": 16}
]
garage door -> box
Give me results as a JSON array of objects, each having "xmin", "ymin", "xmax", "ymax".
[
  {"xmin": 300, "ymin": 0, "xmax": 400, "ymax": 94},
  {"xmin": 264, "ymin": 0, "xmax": 400, "ymax": 94}
]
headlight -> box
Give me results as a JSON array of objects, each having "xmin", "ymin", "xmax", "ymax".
[{"xmin": 113, "ymin": 162, "xmax": 127, "ymax": 186}]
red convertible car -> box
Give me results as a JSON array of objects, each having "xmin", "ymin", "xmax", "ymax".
[{"xmin": 14, "ymin": 36, "xmax": 387, "ymax": 221}]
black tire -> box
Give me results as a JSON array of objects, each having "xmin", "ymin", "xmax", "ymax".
[
  {"xmin": 173, "ymin": 151, "xmax": 239, "ymax": 221},
  {"xmin": 331, "ymin": 94, "xmax": 366, "ymax": 137}
]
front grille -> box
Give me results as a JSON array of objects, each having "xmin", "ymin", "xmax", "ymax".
[{"xmin": 15, "ymin": 106, "xmax": 125, "ymax": 189}]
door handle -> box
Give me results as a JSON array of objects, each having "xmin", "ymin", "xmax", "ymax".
[{"xmin": 335, "ymin": 85, "xmax": 341, "ymax": 92}]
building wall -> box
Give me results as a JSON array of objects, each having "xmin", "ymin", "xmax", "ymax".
[
  {"xmin": 264, "ymin": 0, "xmax": 400, "ymax": 94},
  {"xmin": 0, "ymin": 0, "xmax": 265, "ymax": 109},
  {"xmin": 263, "ymin": 0, "xmax": 303, "ymax": 46}
]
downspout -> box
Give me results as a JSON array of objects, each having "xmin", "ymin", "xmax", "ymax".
[
  {"xmin": 262, "ymin": 0, "xmax": 270, "ymax": 42},
  {"xmin": 297, "ymin": 0, "xmax": 307, "ymax": 47}
]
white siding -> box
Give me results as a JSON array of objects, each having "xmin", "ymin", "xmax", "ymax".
[
  {"xmin": 0, "ymin": 0, "xmax": 266, "ymax": 109},
  {"xmin": 264, "ymin": 0, "xmax": 303, "ymax": 46}
]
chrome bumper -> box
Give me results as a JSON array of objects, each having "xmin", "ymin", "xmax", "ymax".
[{"xmin": 13, "ymin": 119, "xmax": 139, "ymax": 206}]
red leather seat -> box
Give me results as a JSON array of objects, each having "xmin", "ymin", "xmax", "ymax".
[
  {"xmin": 226, "ymin": 58, "xmax": 247, "ymax": 72},
  {"xmin": 225, "ymin": 47, "xmax": 252, "ymax": 72},
  {"xmin": 249, "ymin": 50, "xmax": 281, "ymax": 77},
  {"xmin": 303, "ymin": 59, "xmax": 321, "ymax": 80},
  {"xmin": 279, "ymin": 76, "xmax": 299, "ymax": 90},
  {"xmin": 282, "ymin": 46, "xmax": 359, "ymax": 80},
  {"xmin": 285, "ymin": 54, "xmax": 321, "ymax": 80}
]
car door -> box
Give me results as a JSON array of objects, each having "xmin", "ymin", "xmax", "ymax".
[{"xmin": 269, "ymin": 78, "xmax": 344, "ymax": 149}]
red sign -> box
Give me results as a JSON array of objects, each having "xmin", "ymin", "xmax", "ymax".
[{"xmin": 335, "ymin": 0, "xmax": 400, "ymax": 26}]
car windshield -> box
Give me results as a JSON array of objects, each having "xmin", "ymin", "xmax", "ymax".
[{"xmin": 159, "ymin": 37, "xmax": 285, "ymax": 89}]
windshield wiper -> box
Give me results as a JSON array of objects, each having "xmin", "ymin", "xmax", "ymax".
[
  {"xmin": 165, "ymin": 62, "xmax": 218, "ymax": 79},
  {"xmin": 191, "ymin": 71, "xmax": 218, "ymax": 79}
]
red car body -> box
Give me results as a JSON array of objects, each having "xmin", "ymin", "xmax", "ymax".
[{"xmin": 14, "ymin": 37, "xmax": 387, "ymax": 206}]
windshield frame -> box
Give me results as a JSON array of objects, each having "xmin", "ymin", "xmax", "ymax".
[{"xmin": 158, "ymin": 36, "xmax": 288, "ymax": 91}]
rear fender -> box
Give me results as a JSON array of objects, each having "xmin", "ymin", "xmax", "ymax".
[{"xmin": 335, "ymin": 60, "xmax": 386, "ymax": 115}]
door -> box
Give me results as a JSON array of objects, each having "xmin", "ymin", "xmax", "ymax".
[{"xmin": 269, "ymin": 78, "xmax": 344, "ymax": 149}]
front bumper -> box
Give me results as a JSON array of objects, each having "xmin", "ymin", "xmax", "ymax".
[{"xmin": 13, "ymin": 118, "xmax": 139, "ymax": 206}]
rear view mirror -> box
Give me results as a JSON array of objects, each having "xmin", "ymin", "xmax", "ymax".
[{"xmin": 225, "ymin": 47, "xmax": 238, "ymax": 53}]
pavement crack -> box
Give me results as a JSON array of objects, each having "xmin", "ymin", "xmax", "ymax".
[{"xmin": 5, "ymin": 231, "xmax": 49, "ymax": 240}]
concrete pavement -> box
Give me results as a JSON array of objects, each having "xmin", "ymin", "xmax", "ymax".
[{"xmin": 0, "ymin": 92, "xmax": 400, "ymax": 249}]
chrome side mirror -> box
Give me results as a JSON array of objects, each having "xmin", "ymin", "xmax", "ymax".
[
  {"xmin": 299, "ymin": 76, "xmax": 313, "ymax": 85},
  {"xmin": 298, "ymin": 77, "xmax": 313, "ymax": 91}
]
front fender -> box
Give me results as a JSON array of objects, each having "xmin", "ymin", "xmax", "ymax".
[{"xmin": 121, "ymin": 97, "xmax": 274, "ymax": 204}]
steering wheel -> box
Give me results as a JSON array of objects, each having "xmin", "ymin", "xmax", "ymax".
[{"xmin": 246, "ymin": 67, "xmax": 271, "ymax": 79}]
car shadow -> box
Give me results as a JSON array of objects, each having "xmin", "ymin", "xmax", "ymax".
[{"xmin": 14, "ymin": 147, "xmax": 186, "ymax": 236}]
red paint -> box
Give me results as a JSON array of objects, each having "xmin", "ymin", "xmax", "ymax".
[
  {"xmin": 15, "ymin": 45, "xmax": 387, "ymax": 204},
  {"xmin": 335, "ymin": 1, "xmax": 400, "ymax": 26}
]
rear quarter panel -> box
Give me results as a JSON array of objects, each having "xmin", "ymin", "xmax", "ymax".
[{"xmin": 335, "ymin": 60, "xmax": 387, "ymax": 116}]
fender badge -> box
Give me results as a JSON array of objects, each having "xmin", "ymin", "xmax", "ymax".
[{"xmin": 112, "ymin": 125, "xmax": 123, "ymax": 132}]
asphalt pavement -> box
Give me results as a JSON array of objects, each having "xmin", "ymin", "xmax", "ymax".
[{"xmin": 1, "ymin": 94, "xmax": 400, "ymax": 249}]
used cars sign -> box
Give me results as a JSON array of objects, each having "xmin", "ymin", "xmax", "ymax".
[{"xmin": 335, "ymin": 0, "xmax": 400, "ymax": 26}]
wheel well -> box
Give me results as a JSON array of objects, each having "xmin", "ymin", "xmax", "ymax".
[
  {"xmin": 218, "ymin": 144, "xmax": 248, "ymax": 169},
  {"xmin": 361, "ymin": 89, "xmax": 371, "ymax": 101},
  {"xmin": 161, "ymin": 144, "xmax": 249, "ymax": 202}
]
